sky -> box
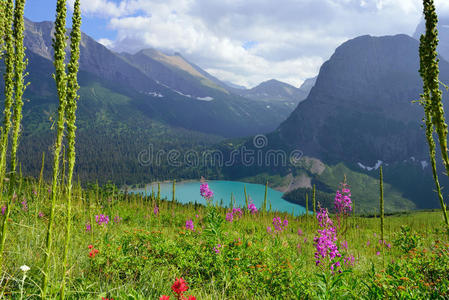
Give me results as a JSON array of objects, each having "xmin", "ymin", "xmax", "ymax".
[{"xmin": 24, "ymin": 0, "xmax": 449, "ymax": 89}]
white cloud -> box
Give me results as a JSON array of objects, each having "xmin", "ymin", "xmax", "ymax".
[{"xmin": 72, "ymin": 0, "xmax": 449, "ymax": 88}]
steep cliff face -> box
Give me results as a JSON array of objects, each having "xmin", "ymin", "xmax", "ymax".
[{"xmin": 276, "ymin": 34, "xmax": 449, "ymax": 165}]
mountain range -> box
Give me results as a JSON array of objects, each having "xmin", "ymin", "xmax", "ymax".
[
  {"xmin": 219, "ymin": 34, "xmax": 449, "ymax": 213},
  {"xmin": 2, "ymin": 18, "xmax": 447, "ymax": 213}
]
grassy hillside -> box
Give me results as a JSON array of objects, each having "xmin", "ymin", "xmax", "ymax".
[{"xmin": 2, "ymin": 178, "xmax": 448, "ymax": 298}]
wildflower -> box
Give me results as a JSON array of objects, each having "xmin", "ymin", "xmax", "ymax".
[
  {"xmin": 20, "ymin": 265, "xmax": 30, "ymax": 273},
  {"xmin": 21, "ymin": 199, "xmax": 28, "ymax": 211},
  {"xmin": 160, "ymin": 296, "xmax": 170, "ymax": 300},
  {"xmin": 113, "ymin": 215, "xmax": 122, "ymax": 223},
  {"xmin": 154, "ymin": 205, "xmax": 159, "ymax": 216},
  {"xmin": 1, "ymin": 206, "xmax": 5, "ymax": 215},
  {"xmin": 85, "ymin": 223, "xmax": 91, "ymax": 232},
  {"xmin": 226, "ymin": 212, "xmax": 233, "ymax": 222},
  {"xmin": 171, "ymin": 277, "xmax": 189, "ymax": 296},
  {"xmin": 95, "ymin": 214, "xmax": 109, "ymax": 226},
  {"xmin": 344, "ymin": 254, "xmax": 355, "ymax": 266},
  {"xmin": 185, "ymin": 219, "xmax": 194, "ymax": 231},
  {"xmin": 267, "ymin": 226, "xmax": 272, "ymax": 233},
  {"xmin": 38, "ymin": 211, "xmax": 44, "ymax": 218},
  {"xmin": 32, "ymin": 189, "xmax": 37, "ymax": 196},
  {"xmin": 366, "ymin": 241, "xmax": 370, "ymax": 247},
  {"xmin": 88, "ymin": 245, "xmax": 93, "ymax": 249},
  {"xmin": 272, "ymin": 217, "xmax": 288, "ymax": 233},
  {"xmin": 313, "ymin": 206, "xmax": 341, "ymax": 272},
  {"xmin": 376, "ymin": 251, "xmax": 381, "ymax": 256},
  {"xmin": 341, "ymin": 240, "xmax": 348, "ymax": 249},
  {"xmin": 247, "ymin": 199, "xmax": 258, "ymax": 214},
  {"xmin": 297, "ymin": 228, "xmax": 303, "ymax": 236},
  {"xmin": 213, "ymin": 244, "xmax": 222, "ymax": 253},
  {"xmin": 200, "ymin": 182, "xmax": 214, "ymax": 200},
  {"xmin": 186, "ymin": 296, "xmax": 196, "ymax": 300}
]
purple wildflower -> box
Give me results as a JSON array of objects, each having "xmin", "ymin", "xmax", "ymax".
[
  {"xmin": 1, "ymin": 206, "xmax": 5, "ymax": 216},
  {"xmin": 154, "ymin": 205, "xmax": 159, "ymax": 216},
  {"xmin": 200, "ymin": 182, "xmax": 214, "ymax": 200},
  {"xmin": 185, "ymin": 219, "xmax": 194, "ymax": 231},
  {"xmin": 226, "ymin": 212, "xmax": 233, "ymax": 222},
  {"xmin": 297, "ymin": 228, "xmax": 303, "ymax": 236},
  {"xmin": 313, "ymin": 206, "xmax": 341, "ymax": 272},
  {"xmin": 21, "ymin": 200, "xmax": 28, "ymax": 211},
  {"xmin": 85, "ymin": 223, "xmax": 92, "ymax": 232},
  {"xmin": 213, "ymin": 244, "xmax": 222, "ymax": 254},
  {"xmin": 38, "ymin": 211, "xmax": 44, "ymax": 218},
  {"xmin": 113, "ymin": 215, "xmax": 122, "ymax": 223},
  {"xmin": 95, "ymin": 214, "xmax": 109, "ymax": 226},
  {"xmin": 247, "ymin": 198, "xmax": 258, "ymax": 214},
  {"xmin": 272, "ymin": 217, "xmax": 288, "ymax": 233}
]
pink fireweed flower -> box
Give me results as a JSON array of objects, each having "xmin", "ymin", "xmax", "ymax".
[
  {"xmin": 185, "ymin": 219, "xmax": 194, "ymax": 231},
  {"xmin": 344, "ymin": 254, "xmax": 355, "ymax": 266},
  {"xmin": 341, "ymin": 240, "xmax": 348, "ymax": 249},
  {"xmin": 21, "ymin": 200, "xmax": 27, "ymax": 211},
  {"xmin": 313, "ymin": 206, "xmax": 341, "ymax": 272},
  {"xmin": 226, "ymin": 212, "xmax": 233, "ymax": 222},
  {"xmin": 1, "ymin": 206, "xmax": 5, "ymax": 215},
  {"xmin": 200, "ymin": 182, "xmax": 214, "ymax": 200},
  {"xmin": 85, "ymin": 223, "xmax": 91, "ymax": 232},
  {"xmin": 376, "ymin": 251, "xmax": 381, "ymax": 256},
  {"xmin": 232, "ymin": 208, "xmax": 243, "ymax": 218},
  {"xmin": 213, "ymin": 244, "xmax": 222, "ymax": 253},
  {"xmin": 38, "ymin": 211, "xmax": 44, "ymax": 218},
  {"xmin": 154, "ymin": 205, "xmax": 159, "ymax": 216},
  {"xmin": 247, "ymin": 198, "xmax": 258, "ymax": 214},
  {"xmin": 272, "ymin": 217, "xmax": 288, "ymax": 232},
  {"xmin": 297, "ymin": 228, "xmax": 303, "ymax": 236},
  {"xmin": 267, "ymin": 226, "xmax": 272, "ymax": 233},
  {"xmin": 95, "ymin": 214, "xmax": 109, "ymax": 226},
  {"xmin": 113, "ymin": 215, "xmax": 122, "ymax": 223}
]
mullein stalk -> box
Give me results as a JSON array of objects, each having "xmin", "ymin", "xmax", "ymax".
[
  {"xmin": 379, "ymin": 166, "xmax": 384, "ymax": 242},
  {"xmin": 0, "ymin": 0, "xmax": 5, "ymax": 57},
  {"xmin": 157, "ymin": 182, "xmax": 160, "ymax": 201},
  {"xmin": 0, "ymin": 0, "xmax": 15, "ymax": 273},
  {"xmin": 42, "ymin": 0, "xmax": 68, "ymax": 296},
  {"xmin": 312, "ymin": 184, "xmax": 316, "ymax": 217},
  {"xmin": 263, "ymin": 181, "xmax": 268, "ymax": 214},
  {"xmin": 419, "ymin": 0, "xmax": 449, "ymax": 235},
  {"xmin": 9, "ymin": 0, "xmax": 27, "ymax": 189},
  {"xmin": 60, "ymin": 0, "xmax": 81, "ymax": 297},
  {"xmin": 172, "ymin": 180, "xmax": 176, "ymax": 202},
  {"xmin": 0, "ymin": 0, "xmax": 14, "ymax": 193},
  {"xmin": 244, "ymin": 185, "xmax": 248, "ymax": 211},
  {"xmin": 305, "ymin": 193, "xmax": 308, "ymax": 218}
]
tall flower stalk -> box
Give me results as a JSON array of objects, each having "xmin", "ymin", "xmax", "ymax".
[
  {"xmin": 0, "ymin": 0, "xmax": 14, "ymax": 274},
  {"xmin": 10, "ymin": 0, "xmax": 27, "ymax": 188},
  {"xmin": 379, "ymin": 166, "xmax": 384, "ymax": 242},
  {"xmin": 418, "ymin": 0, "xmax": 449, "ymax": 234},
  {"xmin": 60, "ymin": 0, "xmax": 81, "ymax": 298},
  {"xmin": 42, "ymin": 0, "xmax": 68, "ymax": 296}
]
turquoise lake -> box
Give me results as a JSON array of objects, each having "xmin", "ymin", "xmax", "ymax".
[{"xmin": 130, "ymin": 180, "xmax": 307, "ymax": 215}]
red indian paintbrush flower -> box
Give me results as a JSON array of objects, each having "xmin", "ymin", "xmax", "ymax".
[{"xmin": 172, "ymin": 277, "xmax": 188, "ymax": 295}]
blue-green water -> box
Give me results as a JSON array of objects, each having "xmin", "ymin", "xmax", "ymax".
[{"xmin": 131, "ymin": 180, "xmax": 307, "ymax": 215}]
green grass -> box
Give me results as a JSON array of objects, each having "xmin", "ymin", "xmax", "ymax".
[{"xmin": 0, "ymin": 178, "xmax": 448, "ymax": 299}]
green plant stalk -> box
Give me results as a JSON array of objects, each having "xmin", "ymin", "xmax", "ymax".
[
  {"xmin": 244, "ymin": 185, "xmax": 248, "ymax": 210},
  {"xmin": 157, "ymin": 182, "xmax": 160, "ymax": 201},
  {"xmin": 60, "ymin": 0, "xmax": 81, "ymax": 298},
  {"xmin": 312, "ymin": 184, "xmax": 316, "ymax": 217},
  {"xmin": 379, "ymin": 166, "xmax": 384, "ymax": 242},
  {"xmin": 0, "ymin": 0, "xmax": 14, "ymax": 194},
  {"xmin": 9, "ymin": 0, "xmax": 27, "ymax": 189},
  {"xmin": 42, "ymin": 0, "xmax": 68, "ymax": 297},
  {"xmin": 0, "ymin": 0, "xmax": 5, "ymax": 57},
  {"xmin": 263, "ymin": 181, "xmax": 268, "ymax": 214},
  {"xmin": 419, "ymin": 0, "xmax": 449, "ymax": 234},
  {"xmin": 0, "ymin": 0, "xmax": 15, "ymax": 273},
  {"xmin": 172, "ymin": 180, "xmax": 176, "ymax": 202},
  {"xmin": 305, "ymin": 193, "xmax": 309, "ymax": 218}
]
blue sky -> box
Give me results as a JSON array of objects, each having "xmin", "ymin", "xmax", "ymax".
[{"xmin": 23, "ymin": 1, "xmax": 449, "ymax": 88}]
